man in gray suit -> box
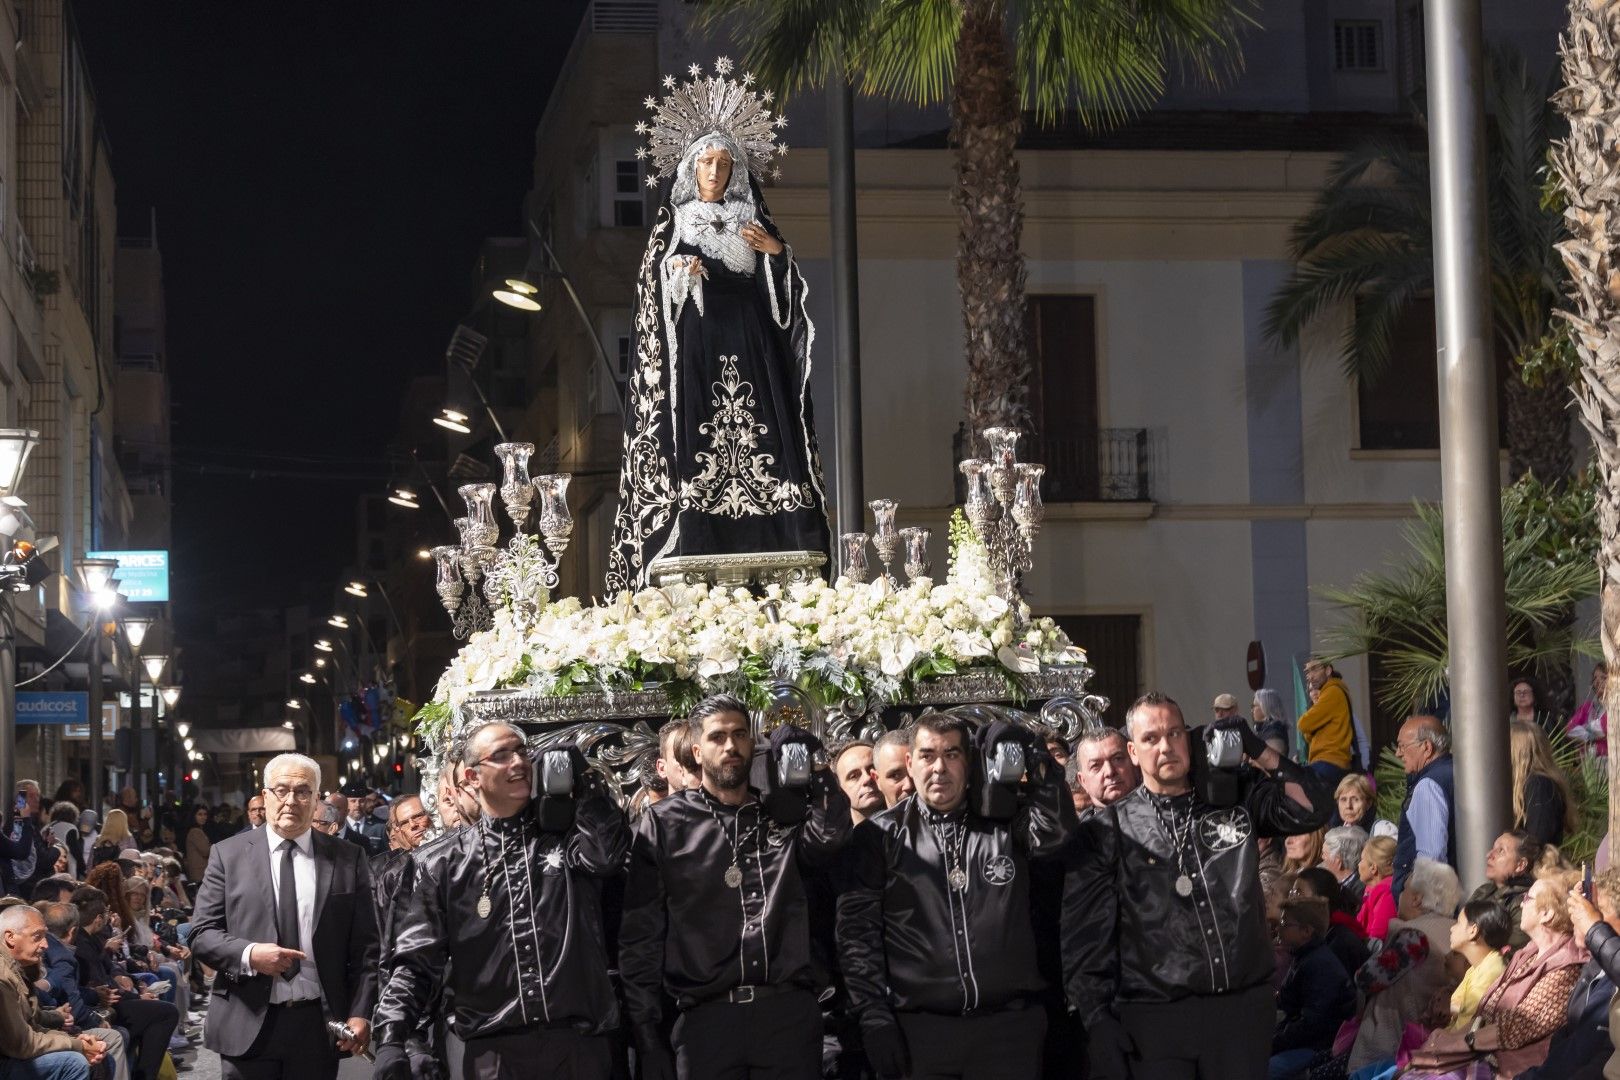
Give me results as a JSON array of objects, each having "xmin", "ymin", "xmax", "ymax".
[{"xmin": 190, "ymin": 752, "xmax": 379, "ymax": 1080}]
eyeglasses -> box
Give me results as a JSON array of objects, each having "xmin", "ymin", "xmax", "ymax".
[
  {"xmin": 472, "ymin": 745, "xmax": 525, "ymax": 768},
  {"xmin": 267, "ymin": 785, "xmax": 316, "ymax": 803}
]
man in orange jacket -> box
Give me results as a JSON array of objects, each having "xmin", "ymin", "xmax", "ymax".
[{"xmin": 1300, "ymin": 660, "xmax": 1356, "ymax": 786}]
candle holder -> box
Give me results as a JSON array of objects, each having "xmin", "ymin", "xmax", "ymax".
[
  {"xmin": 870, "ymin": 499, "xmax": 899, "ymax": 582},
  {"xmin": 959, "ymin": 430, "xmax": 1044, "ymax": 601},
  {"xmin": 900, "ymin": 526, "xmax": 931, "ymax": 583},
  {"xmin": 841, "ymin": 532, "xmax": 870, "ymax": 583},
  {"xmin": 494, "ymin": 442, "xmax": 535, "ymax": 532},
  {"xmin": 433, "ymin": 455, "xmax": 577, "ymax": 638}
]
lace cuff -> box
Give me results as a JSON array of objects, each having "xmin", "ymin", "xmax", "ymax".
[
  {"xmin": 763, "ymin": 245, "xmax": 793, "ymax": 329},
  {"xmin": 662, "ymin": 254, "xmax": 705, "ymax": 325}
]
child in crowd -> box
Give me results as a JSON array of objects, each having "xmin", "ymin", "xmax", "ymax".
[{"xmin": 1446, "ymin": 899, "xmax": 1513, "ymax": 1031}]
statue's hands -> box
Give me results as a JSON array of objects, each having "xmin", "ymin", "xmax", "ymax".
[
  {"xmin": 741, "ymin": 222, "xmax": 784, "ymax": 256},
  {"xmin": 683, "ymin": 255, "xmax": 706, "ymax": 278}
]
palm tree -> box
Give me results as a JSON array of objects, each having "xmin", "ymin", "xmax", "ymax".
[
  {"xmin": 1263, "ymin": 47, "xmax": 1571, "ymax": 486},
  {"xmin": 698, "ymin": 0, "xmax": 1255, "ymax": 451},
  {"xmin": 1550, "ymin": 0, "xmax": 1620, "ymax": 843},
  {"xmin": 1317, "ymin": 475, "xmax": 1597, "ymax": 720}
]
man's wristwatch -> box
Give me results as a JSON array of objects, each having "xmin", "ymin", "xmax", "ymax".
[{"xmin": 1463, "ymin": 1029, "xmax": 1477, "ymax": 1051}]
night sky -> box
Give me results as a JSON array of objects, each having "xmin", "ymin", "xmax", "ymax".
[{"xmin": 74, "ymin": 1, "xmax": 590, "ymax": 636}]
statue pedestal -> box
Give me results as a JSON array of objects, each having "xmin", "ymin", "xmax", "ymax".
[{"xmin": 648, "ymin": 550, "xmax": 827, "ymax": 589}]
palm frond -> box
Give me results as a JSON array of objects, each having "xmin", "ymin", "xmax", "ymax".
[
  {"xmin": 695, "ymin": 0, "xmax": 882, "ymax": 97},
  {"xmin": 1316, "ymin": 481, "xmax": 1600, "ymax": 717}
]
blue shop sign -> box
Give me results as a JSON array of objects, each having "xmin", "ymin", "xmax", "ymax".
[
  {"xmin": 86, "ymin": 550, "xmax": 169, "ymax": 602},
  {"xmin": 16, "ymin": 691, "xmax": 89, "ymax": 726}
]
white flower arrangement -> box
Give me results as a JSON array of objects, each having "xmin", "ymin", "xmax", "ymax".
[{"xmin": 415, "ymin": 518, "xmax": 1087, "ymax": 744}]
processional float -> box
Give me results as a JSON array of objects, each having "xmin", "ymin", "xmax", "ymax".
[{"xmin": 412, "ymin": 61, "xmax": 1103, "ymax": 813}]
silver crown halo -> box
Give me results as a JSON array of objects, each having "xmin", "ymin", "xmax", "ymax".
[{"xmin": 635, "ymin": 56, "xmax": 788, "ymax": 188}]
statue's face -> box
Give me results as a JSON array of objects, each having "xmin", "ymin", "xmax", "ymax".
[{"xmin": 695, "ymin": 146, "xmax": 732, "ymax": 203}]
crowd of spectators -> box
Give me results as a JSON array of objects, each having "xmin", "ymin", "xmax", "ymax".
[{"xmin": 0, "ymin": 779, "xmax": 391, "ymax": 1079}]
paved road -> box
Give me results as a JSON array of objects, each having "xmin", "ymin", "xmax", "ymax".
[{"xmin": 181, "ymin": 1049, "xmax": 371, "ymax": 1079}]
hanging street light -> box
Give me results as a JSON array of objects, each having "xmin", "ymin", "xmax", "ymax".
[
  {"xmin": 345, "ymin": 581, "xmax": 368, "ymax": 598},
  {"xmin": 314, "ymin": 639, "xmax": 333, "ymax": 653},
  {"xmin": 76, "ymin": 558, "xmax": 120, "ymax": 814},
  {"xmin": 328, "ymin": 615, "xmax": 349, "ymax": 630},
  {"xmin": 141, "ymin": 654, "xmax": 168, "ymax": 683},
  {"xmin": 387, "ymin": 487, "xmax": 421, "ymax": 510},
  {"xmin": 433, "ymin": 408, "xmax": 472, "ymax": 435},
  {"xmin": 160, "ymin": 686, "xmax": 181, "ymax": 708}
]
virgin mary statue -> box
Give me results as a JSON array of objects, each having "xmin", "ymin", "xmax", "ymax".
[{"xmin": 606, "ymin": 60, "xmax": 829, "ymax": 592}]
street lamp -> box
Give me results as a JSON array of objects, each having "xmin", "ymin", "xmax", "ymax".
[
  {"xmin": 432, "ymin": 408, "xmax": 472, "ymax": 435},
  {"xmin": 0, "ymin": 430, "xmax": 41, "ymax": 497},
  {"xmin": 491, "ymin": 229, "xmax": 622, "ymax": 411},
  {"xmin": 387, "ymin": 487, "xmax": 420, "ymax": 510},
  {"xmin": 314, "ymin": 639, "xmax": 333, "ymax": 653},
  {"xmin": 122, "ymin": 616, "xmax": 153, "ymax": 652},
  {"xmin": 285, "ymin": 699, "xmax": 302, "ymax": 710},
  {"xmin": 345, "ymin": 581, "xmax": 367, "ymax": 598},
  {"xmin": 160, "ymin": 686, "xmax": 181, "ymax": 708},
  {"xmin": 141, "ymin": 654, "xmax": 168, "ymax": 683},
  {"xmin": 77, "ymin": 559, "xmax": 120, "ymax": 814},
  {"xmin": 328, "ymin": 615, "xmax": 349, "ymax": 630},
  {"xmin": 175, "ymin": 723, "xmax": 189, "ymax": 738},
  {"xmin": 300, "ymin": 672, "xmax": 317, "ymax": 685}
]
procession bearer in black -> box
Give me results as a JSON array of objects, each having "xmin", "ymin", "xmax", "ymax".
[
  {"xmin": 837, "ymin": 714, "xmax": 1077, "ymax": 1079},
  {"xmin": 620, "ymin": 694, "xmax": 852, "ymax": 1080},
  {"xmin": 371, "ymin": 721, "xmax": 630, "ymax": 1080}
]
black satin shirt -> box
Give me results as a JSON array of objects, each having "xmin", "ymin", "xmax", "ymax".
[
  {"xmin": 373, "ymin": 792, "xmax": 629, "ymax": 1045},
  {"xmin": 837, "ymin": 768, "xmax": 1076, "ymax": 1020},
  {"xmin": 619, "ymin": 777, "xmax": 852, "ymax": 1025},
  {"xmin": 1062, "ymin": 756, "xmax": 1331, "ymax": 1022}
]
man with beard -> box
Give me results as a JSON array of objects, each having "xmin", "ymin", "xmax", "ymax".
[
  {"xmin": 653, "ymin": 719, "xmax": 700, "ymax": 801},
  {"xmin": 1072, "ymin": 727, "xmax": 1140, "ymax": 811},
  {"xmin": 833, "ymin": 742, "xmax": 883, "ymax": 825},
  {"xmin": 243, "ymin": 796, "xmax": 266, "ymax": 831},
  {"xmin": 871, "ymin": 730, "xmax": 914, "ymax": 808},
  {"xmin": 374, "ymin": 724, "xmax": 628, "ymax": 1080},
  {"xmin": 839, "ymin": 717, "xmax": 1076, "ymax": 1079},
  {"xmin": 621, "ymin": 695, "xmax": 852, "ymax": 1080},
  {"xmin": 1064, "ymin": 693, "xmax": 1332, "ymax": 1080}
]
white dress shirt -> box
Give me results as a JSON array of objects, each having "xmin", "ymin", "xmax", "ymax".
[{"xmin": 239, "ymin": 825, "xmax": 323, "ymax": 1004}]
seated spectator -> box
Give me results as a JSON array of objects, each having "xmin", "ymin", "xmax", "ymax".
[
  {"xmin": 31, "ymin": 900, "xmax": 130, "ymax": 1078},
  {"xmin": 1358, "ymin": 836, "xmax": 1398, "ymax": 941},
  {"xmin": 1334, "ymin": 773, "xmax": 1377, "ymax": 832},
  {"xmin": 71, "ymin": 891, "xmax": 179, "ymax": 1080},
  {"xmin": 1468, "ymin": 830, "xmax": 1542, "ymax": 951},
  {"xmin": 1284, "ymin": 827, "xmax": 1327, "ymax": 878},
  {"xmin": 1294, "ymin": 867, "xmax": 1369, "ymax": 977},
  {"xmin": 1323, "ymin": 824, "xmax": 1370, "ymax": 910},
  {"xmin": 1521, "ymin": 868, "xmax": 1620, "ymax": 1079},
  {"xmin": 0, "ymin": 904, "xmax": 106, "ymax": 1080},
  {"xmin": 1446, "ymin": 899, "xmax": 1512, "ymax": 1031},
  {"xmin": 1509, "ymin": 720, "xmax": 1577, "ymax": 850},
  {"xmin": 1404, "ymin": 868, "xmax": 1588, "ymax": 1079},
  {"xmin": 1270, "ymin": 897, "xmax": 1356, "ymax": 1080},
  {"xmin": 1345, "ymin": 859, "xmax": 1464, "ymax": 1075}
]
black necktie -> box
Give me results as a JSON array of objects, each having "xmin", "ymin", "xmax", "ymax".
[{"xmin": 276, "ymin": 839, "xmax": 302, "ymax": 980}]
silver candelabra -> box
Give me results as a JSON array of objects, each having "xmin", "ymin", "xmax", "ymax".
[
  {"xmin": 960, "ymin": 427, "xmax": 1045, "ymax": 602},
  {"xmin": 431, "ymin": 442, "xmax": 574, "ymax": 638},
  {"xmin": 840, "ymin": 499, "xmax": 931, "ymax": 588}
]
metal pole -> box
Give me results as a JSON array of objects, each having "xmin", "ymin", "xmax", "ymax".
[
  {"xmin": 538, "ymin": 237, "xmax": 623, "ymax": 414},
  {"xmin": 130, "ymin": 661, "xmax": 142, "ymax": 805},
  {"xmin": 0, "ymin": 597, "xmax": 16, "ymax": 812},
  {"xmin": 828, "ymin": 72, "xmax": 865, "ymax": 548},
  {"xmin": 1425, "ymin": 0, "xmax": 1509, "ymax": 891},
  {"xmin": 87, "ymin": 624, "xmax": 103, "ymax": 816}
]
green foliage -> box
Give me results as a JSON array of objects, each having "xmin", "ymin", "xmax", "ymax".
[
  {"xmin": 1371, "ymin": 730, "xmax": 1608, "ymax": 867},
  {"xmin": 1265, "ymin": 47, "xmax": 1565, "ymax": 386},
  {"xmin": 696, "ymin": 0, "xmax": 1257, "ymax": 127},
  {"xmin": 1518, "ymin": 322, "xmax": 1580, "ymax": 390},
  {"xmin": 1318, "ymin": 477, "xmax": 1599, "ymax": 717}
]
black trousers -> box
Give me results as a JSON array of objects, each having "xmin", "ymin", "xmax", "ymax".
[
  {"xmin": 221, "ymin": 1001, "xmax": 337, "ymax": 1080},
  {"xmin": 1118, "ymin": 984, "xmax": 1273, "ymax": 1080},
  {"xmin": 113, "ymin": 995, "xmax": 179, "ymax": 1080},
  {"xmin": 896, "ymin": 1005, "xmax": 1047, "ymax": 1080},
  {"xmin": 672, "ymin": 988, "xmax": 820, "ymax": 1080},
  {"xmin": 458, "ymin": 1026, "xmax": 613, "ymax": 1080}
]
